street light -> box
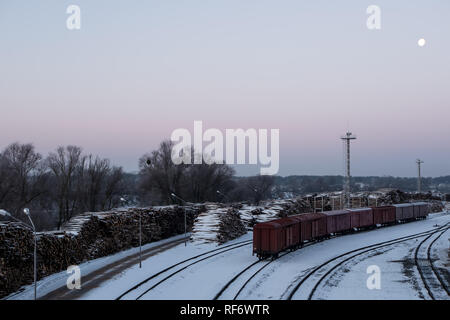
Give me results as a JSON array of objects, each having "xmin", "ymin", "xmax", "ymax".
[
  {"xmin": 170, "ymin": 193, "xmax": 189, "ymax": 246},
  {"xmin": 138, "ymin": 210, "xmax": 142, "ymax": 268},
  {"xmin": 0, "ymin": 208, "xmax": 37, "ymax": 300},
  {"xmin": 23, "ymin": 208, "xmax": 37, "ymax": 300},
  {"xmin": 137, "ymin": 158, "xmax": 153, "ymax": 268},
  {"xmin": 216, "ymin": 190, "xmax": 229, "ymax": 203}
]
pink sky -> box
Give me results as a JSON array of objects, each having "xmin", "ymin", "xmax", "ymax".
[{"xmin": 1, "ymin": 1, "xmax": 449, "ymax": 176}]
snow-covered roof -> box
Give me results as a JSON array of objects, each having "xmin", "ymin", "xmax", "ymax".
[{"xmin": 392, "ymin": 203, "xmax": 413, "ymax": 208}]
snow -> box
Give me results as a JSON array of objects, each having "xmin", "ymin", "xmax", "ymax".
[
  {"xmin": 393, "ymin": 203, "xmax": 414, "ymax": 208},
  {"xmin": 238, "ymin": 204, "xmax": 285, "ymax": 226},
  {"xmin": 242, "ymin": 212, "xmax": 449, "ymax": 300},
  {"xmin": 4, "ymin": 233, "xmax": 191, "ymax": 300},
  {"xmin": 6, "ymin": 211, "xmax": 449, "ymax": 300},
  {"xmin": 191, "ymin": 201, "xmax": 288, "ymax": 244},
  {"xmin": 80, "ymin": 234, "xmax": 254, "ymax": 300},
  {"xmin": 191, "ymin": 204, "xmax": 226, "ymax": 244}
]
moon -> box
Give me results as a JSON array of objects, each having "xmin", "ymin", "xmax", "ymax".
[{"xmin": 418, "ymin": 38, "xmax": 426, "ymax": 47}]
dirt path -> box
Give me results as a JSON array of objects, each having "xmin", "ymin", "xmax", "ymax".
[{"xmin": 39, "ymin": 237, "xmax": 188, "ymax": 300}]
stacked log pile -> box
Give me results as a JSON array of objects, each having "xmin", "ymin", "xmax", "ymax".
[
  {"xmin": 376, "ymin": 190, "xmax": 410, "ymax": 204},
  {"xmin": 375, "ymin": 190, "xmax": 444, "ymax": 204},
  {"xmin": 0, "ymin": 222, "xmax": 34, "ymax": 299},
  {"xmin": 0, "ymin": 205, "xmax": 202, "ymax": 299},
  {"xmin": 375, "ymin": 190, "xmax": 444, "ymax": 212},
  {"xmin": 277, "ymin": 198, "xmax": 314, "ymax": 217},
  {"xmin": 217, "ymin": 208, "xmax": 247, "ymax": 244},
  {"xmin": 429, "ymin": 201, "xmax": 445, "ymax": 213}
]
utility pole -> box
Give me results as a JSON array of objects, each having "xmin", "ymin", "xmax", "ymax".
[
  {"xmin": 416, "ymin": 159, "xmax": 424, "ymax": 193},
  {"xmin": 341, "ymin": 132, "xmax": 357, "ymax": 209}
]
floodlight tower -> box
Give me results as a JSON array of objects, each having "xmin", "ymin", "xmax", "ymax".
[
  {"xmin": 341, "ymin": 131, "xmax": 357, "ymax": 208},
  {"xmin": 416, "ymin": 159, "xmax": 424, "ymax": 193}
]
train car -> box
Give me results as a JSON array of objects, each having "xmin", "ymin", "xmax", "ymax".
[
  {"xmin": 392, "ymin": 203, "xmax": 414, "ymax": 221},
  {"xmin": 291, "ymin": 213, "xmax": 327, "ymax": 243},
  {"xmin": 420, "ymin": 202, "xmax": 430, "ymax": 218},
  {"xmin": 348, "ymin": 208, "xmax": 374, "ymax": 230},
  {"xmin": 412, "ymin": 202, "xmax": 429, "ymax": 220},
  {"xmin": 253, "ymin": 218, "xmax": 299, "ymax": 259},
  {"xmin": 372, "ymin": 206, "xmax": 396, "ymax": 226},
  {"xmin": 323, "ymin": 210, "xmax": 351, "ymax": 235},
  {"xmin": 252, "ymin": 201, "xmax": 431, "ymax": 261},
  {"xmin": 281, "ymin": 217, "xmax": 301, "ymax": 249}
]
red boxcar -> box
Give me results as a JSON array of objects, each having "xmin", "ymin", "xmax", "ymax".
[
  {"xmin": 291, "ymin": 213, "xmax": 327, "ymax": 243},
  {"xmin": 323, "ymin": 210, "xmax": 351, "ymax": 234},
  {"xmin": 372, "ymin": 206, "xmax": 396, "ymax": 225},
  {"xmin": 348, "ymin": 208, "xmax": 374, "ymax": 229},
  {"xmin": 253, "ymin": 218, "xmax": 299, "ymax": 259}
]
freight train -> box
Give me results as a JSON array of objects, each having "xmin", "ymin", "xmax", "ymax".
[{"xmin": 252, "ymin": 202, "xmax": 429, "ymax": 259}]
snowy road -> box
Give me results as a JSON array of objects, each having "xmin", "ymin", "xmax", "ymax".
[{"xmin": 8, "ymin": 213, "xmax": 450, "ymax": 300}]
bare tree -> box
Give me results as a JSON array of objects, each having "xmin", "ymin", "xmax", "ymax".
[
  {"xmin": 102, "ymin": 166, "xmax": 124, "ymax": 210},
  {"xmin": 245, "ymin": 175, "xmax": 275, "ymax": 205},
  {"xmin": 139, "ymin": 140, "xmax": 185, "ymax": 204},
  {"xmin": 0, "ymin": 143, "xmax": 48, "ymax": 215},
  {"xmin": 184, "ymin": 162, "xmax": 235, "ymax": 203},
  {"xmin": 46, "ymin": 146, "xmax": 85, "ymax": 229},
  {"xmin": 84, "ymin": 155, "xmax": 110, "ymax": 212},
  {"xmin": 139, "ymin": 140, "xmax": 235, "ymax": 204},
  {"xmin": 0, "ymin": 152, "xmax": 14, "ymax": 205}
]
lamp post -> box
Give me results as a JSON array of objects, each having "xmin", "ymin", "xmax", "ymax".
[
  {"xmin": 138, "ymin": 210, "xmax": 142, "ymax": 268},
  {"xmin": 170, "ymin": 193, "xmax": 189, "ymax": 246},
  {"xmin": 137, "ymin": 158, "xmax": 155, "ymax": 268},
  {"xmin": 0, "ymin": 208, "xmax": 36, "ymax": 300},
  {"xmin": 216, "ymin": 190, "xmax": 229, "ymax": 203}
]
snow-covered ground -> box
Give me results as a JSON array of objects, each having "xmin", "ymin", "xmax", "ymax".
[
  {"xmin": 244, "ymin": 213, "xmax": 449, "ymax": 300},
  {"xmin": 6, "ymin": 212, "xmax": 449, "ymax": 300},
  {"xmin": 5, "ymin": 233, "xmax": 191, "ymax": 300}
]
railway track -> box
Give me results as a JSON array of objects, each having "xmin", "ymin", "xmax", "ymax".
[
  {"xmin": 414, "ymin": 227, "xmax": 450, "ymax": 300},
  {"xmin": 116, "ymin": 239, "xmax": 253, "ymax": 300},
  {"xmin": 287, "ymin": 223, "xmax": 450, "ymax": 300},
  {"xmin": 214, "ymin": 242, "xmax": 317, "ymax": 300}
]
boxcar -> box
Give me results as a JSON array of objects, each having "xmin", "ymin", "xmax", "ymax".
[
  {"xmin": 412, "ymin": 202, "xmax": 429, "ymax": 220},
  {"xmin": 393, "ymin": 203, "xmax": 414, "ymax": 221},
  {"xmin": 323, "ymin": 210, "xmax": 351, "ymax": 234},
  {"xmin": 372, "ymin": 206, "xmax": 396, "ymax": 225},
  {"xmin": 280, "ymin": 217, "xmax": 301, "ymax": 249},
  {"xmin": 348, "ymin": 208, "xmax": 374, "ymax": 229},
  {"xmin": 253, "ymin": 218, "xmax": 299, "ymax": 259},
  {"xmin": 291, "ymin": 213, "xmax": 327, "ymax": 243}
]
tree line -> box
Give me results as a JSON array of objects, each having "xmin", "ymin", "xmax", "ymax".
[
  {"xmin": 138, "ymin": 140, "xmax": 274, "ymax": 205},
  {"xmin": 0, "ymin": 140, "xmax": 275, "ymax": 231},
  {"xmin": 2, "ymin": 140, "xmax": 447, "ymax": 231},
  {"xmin": 0, "ymin": 143, "xmax": 125, "ymax": 230},
  {"xmin": 271, "ymin": 175, "xmax": 450, "ymax": 196}
]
